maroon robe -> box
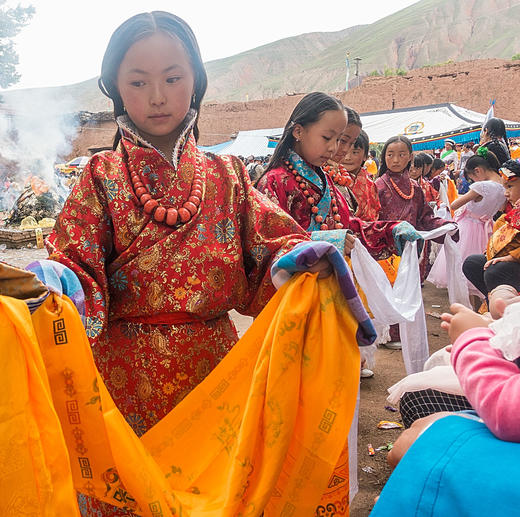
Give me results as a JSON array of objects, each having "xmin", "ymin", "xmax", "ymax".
[{"xmin": 376, "ymin": 171, "xmax": 450, "ymax": 234}]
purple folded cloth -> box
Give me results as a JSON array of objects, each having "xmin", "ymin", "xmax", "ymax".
[{"xmin": 272, "ymin": 241, "xmax": 376, "ymax": 346}]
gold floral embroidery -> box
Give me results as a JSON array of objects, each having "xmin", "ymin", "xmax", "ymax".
[
  {"xmin": 109, "ymin": 366, "xmax": 127, "ymax": 389},
  {"xmin": 138, "ymin": 247, "xmax": 161, "ymax": 272},
  {"xmin": 206, "ymin": 267, "xmax": 226, "ymax": 291},
  {"xmin": 137, "ymin": 374, "xmax": 152, "ymax": 401},
  {"xmin": 174, "ymin": 287, "xmax": 187, "ymax": 299},
  {"xmin": 147, "ymin": 281, "xmax": 164, "ymax": 310},
  {"xmin": 150, "ymin": 330, "xmax": 171, "ymax": 355}
]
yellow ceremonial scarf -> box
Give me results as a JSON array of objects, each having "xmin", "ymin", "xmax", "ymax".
[
  {"xmin": 1, "ymin": 272, "xmax": 360, "ymax": 516},
  {"xmin": 446, "ymin": 179, "xmax": 458, "ymax": 216}
]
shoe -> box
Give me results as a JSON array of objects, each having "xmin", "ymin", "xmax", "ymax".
[
  {"xmin": 361, "ymin": 368, "xmax": 374, "ymax": 378},
  {"xmin": 383, "ymin": 341, "xmax": 402, "ymax": 350}
]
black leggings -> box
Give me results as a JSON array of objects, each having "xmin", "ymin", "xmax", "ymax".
[
  {"xmin": 462, "ymin": 254, "xmax": 520, "ymax": 299},
  {"xmin": 399, "ymin": 389, "xmax": 472, "ymax": 428}
]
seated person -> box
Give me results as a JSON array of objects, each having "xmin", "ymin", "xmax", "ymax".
[
  {"xmin": 463, "ymin": 159, "xmax": 520, "ymax": 303},
  {"xmin": 389, "ymin": 284, "xmax": 519, "ymax": 428},
  {"xmin": 371, "ymin": 296, "xmax": 520, "ymax": 517}
]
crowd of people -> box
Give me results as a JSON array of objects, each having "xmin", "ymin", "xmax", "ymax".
[{"xmin": 3, "ymin": 9, "xmax": 520, "ymax": 517}]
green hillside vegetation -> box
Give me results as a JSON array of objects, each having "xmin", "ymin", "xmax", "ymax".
[{"xmin": 2, "ymin": 0, "xmax": 519, "ymax": 108}]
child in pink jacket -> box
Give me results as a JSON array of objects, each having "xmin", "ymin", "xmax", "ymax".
[{"xmin": 442, "ymin": 295, "xmax": 520, "ymax": 442}]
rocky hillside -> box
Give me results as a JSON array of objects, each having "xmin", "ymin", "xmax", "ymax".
[
  {"xmin": 2, "ymin": 0, "xmax": 520, "ymax": 108},
  {"xmin": 205, "ymin": 0, "xmax": 520, "ymax": 102},
  {"xmin": 67, "ymin": 58, "xmax": 520, "ymax": 155}
]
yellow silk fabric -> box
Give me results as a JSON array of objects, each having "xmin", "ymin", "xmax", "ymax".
[
  {"xmin": 0, "ymin": 296, "xmax": 79, "ymax": 516},
  {"xmin": 2, "ymin": 272, "xmax": 360, "ymax": 516},
  {"xmin": 377, "ymin": 256, "xmax": 401, "ymax": 286},
  {"xmin": 447, "ymin": 179, "xmax": 458, "ymax": 217}
]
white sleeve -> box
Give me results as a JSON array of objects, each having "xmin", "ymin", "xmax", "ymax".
[{"xmin": 469, "ymin": 181, "xmax": 488, "ymax": 198}]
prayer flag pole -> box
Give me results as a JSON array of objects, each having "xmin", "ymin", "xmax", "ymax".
[{"xmin": 345, "ymin": 52, "xmax": 350, "ymax": 91}]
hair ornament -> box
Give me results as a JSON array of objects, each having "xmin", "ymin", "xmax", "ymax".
[{"xmin": 477, "ymin": 146, "xmax": 488, "ymax": 159}]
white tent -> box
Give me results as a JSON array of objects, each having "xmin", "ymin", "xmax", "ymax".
[
  {"xmin": 200, "ymin": 127, "xmax": 283, "ymax": 157},
  {"xmin": 200, "ymin": 103, "xmax": 520, "ymax": 156},
  {"xmin": 360, "ymin": 103, "xmax": 520, "ymax": 149}
]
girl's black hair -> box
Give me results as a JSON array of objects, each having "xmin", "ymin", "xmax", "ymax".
[
  {"xmin": 345, "ymin": 106, "xmax": 362, "ymax": 128},
  {"xmin": 378, "ymin": 135, "xmax": 413, "ymax": 176},
  {"xmin": 98, "ymin": 11, "xmax": 208, "ymax": 150},
  {"xmin": 501, "ymin": 159, "xmax": 520, "ymax": 176},
  {"xmin": 464, "ymin": 149, "xmax": 500, "ymax": 180},
  {"xmin": 422, "ymin": 152, "xmax": 434, "ymax": 166},
  {"xmin": 483, "ymin": 117, "xmax": 507, "ymax": 141},
  {"xmin": 431, "ymin": 158, "xmax": 446, "ymax": 171},
  {"xmin": 260, "ymin": 92, "xmax": 344, "ymax": 179},
  {"xmin": 352, "ymin": 129, "xmax": 370, "ymax": 157},
  {"xmin": 412, "ymin": 152, "xmax": 434, "ymax": 171}
]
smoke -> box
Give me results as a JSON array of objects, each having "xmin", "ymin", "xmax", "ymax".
[{"xmin": 0, "ymin": 88, "xmax": 79, "ymax": 211}]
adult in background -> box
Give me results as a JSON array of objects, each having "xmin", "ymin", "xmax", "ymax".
[
  {"xmin": 440, "ymin": 138, "xmax": 459, "ymax": 178},
  {"xmin": 480, "ymin": 117, "xmax": 511, "ymax": 166},
  {"xmin": 457, "ymin": 142, "xmax": 475, "ymax": 194},
  {"xmin": 365, "ymin": 149, "xmax": 379, "ymax": 176}
]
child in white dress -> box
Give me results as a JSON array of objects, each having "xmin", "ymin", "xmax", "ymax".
[{"xmin": 428, "ymin": 149, "xmax": 505, "ymax": 296}]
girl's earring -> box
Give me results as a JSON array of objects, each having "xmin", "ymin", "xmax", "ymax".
[{"xmin": 192, "ymin": 93, "xmax": 196, "ymax": 105}]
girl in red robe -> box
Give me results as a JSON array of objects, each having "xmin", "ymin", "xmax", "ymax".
[
  {"xmin": 38, "ymin": 12, "xmax": 342, "ymax": 516},
  {"xmin": 410, "ymin": 152, "xmax": 439, "ymax": 206},
  {"xmin": 340, "ymin": 130, "xmax": 381, "ymax": 221},
  {"xmin": 376, "ymin": 136, "xmax": 449, "ymax": 234}
]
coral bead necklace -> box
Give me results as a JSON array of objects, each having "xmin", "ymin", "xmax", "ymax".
[
  {"xmin": 388, "ymin": 175, "xmax": 415, "ymax": 200},
  {"xmin": 284, "ymin": 160, "xmax": 344, "ymax": 231},
  {"xmin": 130, "ymin": 155, "xmax": 203, "ymax": 227},
  {"xmin": 322, "ymin": 163, "xmax": 352, "ymax": 187}
]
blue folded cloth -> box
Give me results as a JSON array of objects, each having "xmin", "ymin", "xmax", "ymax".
[
  {"xmin": 26, "ymin": 259, "xmax": 86, "ymax": 325},
  {"xmin": 272, "ymin": 241, "xmax": 376, "ymax": 346},
  {"xmin": 392, "ymin": 221, "xmax": 424, "ymax": 256}
]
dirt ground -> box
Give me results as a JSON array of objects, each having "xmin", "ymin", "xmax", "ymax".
[{"xmin": 2, "ymin": 247, "xmax": 450, "ymax": 516}]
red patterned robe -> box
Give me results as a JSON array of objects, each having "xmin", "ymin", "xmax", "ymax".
[
  {"xmin": 418, "ymin": 176, "xmax": 439, "ymax": 205},
  {"xmin": 257, "ymin": 163, "xmax": 399, "ymax": 260},
  {"xmin": 349, "ymin": 166, "xmax": 381, "ymax": 221},
  {"xmin": 47, "ymin": 130, "xmax": 309, "ymax": 515}
]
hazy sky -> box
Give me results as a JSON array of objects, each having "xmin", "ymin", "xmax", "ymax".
[{"xmin": 4, "ymin": 0, "xmax": 420, "ymax": 90}]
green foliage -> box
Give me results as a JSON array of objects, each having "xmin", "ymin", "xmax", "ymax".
[
  {"xmin": 512, "ymin": 53, "xmax": 520, "ymax": 61},
  {"xmin": 381, "ymin": 67, "xmax": 408, "ymax": 77},
  {"xmin": 422, "ymin": 59, "xmax": 455, "ymax": 68},
  {"xmin": 369, "ymin": 70, "xmax": 382, "ymax": 76},
  {"xmin": 0, "ymin": 0, "xmax": 35, "ymax": 89},
  {"xmin": 370, "ymin": 143, "xmax": 384, "ymax": 158}
]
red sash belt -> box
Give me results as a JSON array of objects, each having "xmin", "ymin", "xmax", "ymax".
[{"xmin": 121, "ymin": 312, "xmax": 201, "ymax": 325}]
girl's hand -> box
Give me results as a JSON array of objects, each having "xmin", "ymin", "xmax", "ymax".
[
  {"xmin": 484, "ymin": 255, "xmax": 515, "ymax": 270},
  {"xmin": 491, "ymin": 295, "xmax": 520, "ymax": 319},
  {"xmin": 343, "ymin": 232, "xmax": 356, "ymax": 256},
  {"xmin": 306, "ymin": 257, "xmax": 333, "ymax": 278},
  {"xmin": 440, "ymin": 303, "xmax": 492, "ymax": 342}
]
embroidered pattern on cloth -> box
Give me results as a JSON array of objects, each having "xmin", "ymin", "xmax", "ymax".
[{"xmin": 2, "ymin": 273, "xmax": 361, "ymax": 516}]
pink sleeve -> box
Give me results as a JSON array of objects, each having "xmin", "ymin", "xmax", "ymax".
[{"xmin": 451, "ymin": 327, "xmax": 520, "ymax": 442}]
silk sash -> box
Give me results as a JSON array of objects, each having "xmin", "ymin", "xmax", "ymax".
[{"xmin": 1, "ymin": 272, "xmax": 360, "ymax": 516}]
